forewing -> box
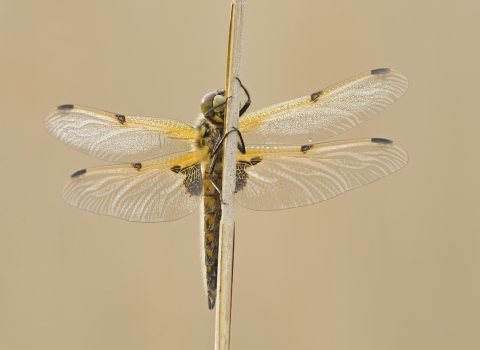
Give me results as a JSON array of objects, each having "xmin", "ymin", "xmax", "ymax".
[
  {"xmin": 235, "ymin": 139, "xmax": 408, "ymax": 211},
  {"xmin": 45, "ymin": 105, "xmax": 195, "ymax": 162},
  {"xmin": 62, "ymin": 151, "xmax": 203, "ymax": 222},
  {"xmin": 239, "ymin": 69, "xmax": 408, "ymax": 144}
]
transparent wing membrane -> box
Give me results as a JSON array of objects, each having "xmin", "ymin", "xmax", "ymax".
[
  {"xmin": 45, "ymin": 105, "xmax": 195, "ymax": 163},
  {"xmin": 235, "ymin": 139, "xmax": 408, "ymax": 211},
  {"xmin": 62, "ymin": 151, "xmax": 203, "ymax": 222},
  {"xmin": 239, "ymin": 69, "xmax": 408, "ymax": 144}
]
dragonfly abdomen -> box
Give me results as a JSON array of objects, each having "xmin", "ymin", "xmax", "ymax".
[{"xmin": 202, "ymin": 157, "xmax": 223, "ymax": 310}]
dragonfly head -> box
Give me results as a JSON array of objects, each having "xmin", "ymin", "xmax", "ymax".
[{"xmin": 201, "ymin": 89, "xmax": 226, "ymax": 124}]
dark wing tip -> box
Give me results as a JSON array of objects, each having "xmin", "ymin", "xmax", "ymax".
[
  {"xmin": 71, "ymin": 168, "xmax": 87, "ymax": 178},
  {"xmin": 310, "ymin": 90, "xmax": 323, "ymax": 101},
  {"xmin": 57, "ymin": 104, "xmax": 74, "ymax": 110},
  {"xmin": 371, "ymin": 138, "xmax": 393, "ymax": 144},
  {"xmin": 371, "ymin": 68, "xmax": 391, "ymax": 75},
  {"xmin": 115, "ymin": 114, "xmax": 126, "ymax": 123}
]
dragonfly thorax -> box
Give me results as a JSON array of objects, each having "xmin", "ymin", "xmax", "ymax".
[{"xmin": 195, "ymin": 117, "xmax": 223, "ymax": 159}]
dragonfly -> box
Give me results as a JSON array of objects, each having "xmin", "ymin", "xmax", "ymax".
[{"xmin": 45, "ymin": 68, "xmax": 408, "ymax": 309}]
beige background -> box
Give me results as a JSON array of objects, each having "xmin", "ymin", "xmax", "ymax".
[{"xmin": 1, "ymin": 0, "xmax": 479, "ymax": 349}]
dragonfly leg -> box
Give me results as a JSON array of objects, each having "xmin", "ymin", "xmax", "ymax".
[
  {"xmin": 236, "ymin": 77, "xmax": 251, "ymax": 117},
  {"xmin": 213, "ymin": 127, "xmax": 246, "ymax": 155},
  {"xmin": 235, "ymin": 127, "xmax": 246, "ymax": 154}
]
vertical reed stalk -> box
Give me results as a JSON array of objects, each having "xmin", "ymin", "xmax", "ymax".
[{"xmin": 214, "ymin": 1, "xmax": 245, "ymax": 349}]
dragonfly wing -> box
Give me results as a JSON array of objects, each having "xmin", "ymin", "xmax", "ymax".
[
  {"xmin": 239, "ymin": 69, "xmax": 408, "ymax": 144},
  {"xmin": 45, "ymin": 105, "xmax": 195, "ymax": 162},
  {"xmin": 235, "ymin": 139, "xmax": 408, "ymax": 211},
  {"xmin": 62, "ymin": 150, "xmax": 203, "ymax": 222}
]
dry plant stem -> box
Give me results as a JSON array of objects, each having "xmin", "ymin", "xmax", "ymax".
[{"xmin": 214, "ymin": 1, "xmax": 245, "ymax": 349}]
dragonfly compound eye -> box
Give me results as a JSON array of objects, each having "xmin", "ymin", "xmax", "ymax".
[
  {"xmin": 201, "ymin": 92, "xmax": 216, "ymax": 116},
  {"xmin": 213, "ymin": 94, "xmax": 226, "ymax": 112}
]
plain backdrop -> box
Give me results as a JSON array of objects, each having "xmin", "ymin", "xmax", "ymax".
[{"xmin": 1, "ymin": 1, "xmax": 479, "ymax": 349}]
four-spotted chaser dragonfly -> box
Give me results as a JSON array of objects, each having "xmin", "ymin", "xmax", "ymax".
[{"xmin": 45, "ymin": 68, "xmax": 408, "ymax": 309}]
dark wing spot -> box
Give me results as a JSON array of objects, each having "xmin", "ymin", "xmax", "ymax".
[
  {"xmin": 235, "ymin": 163, "xmax": 250, "ymax": 193},
  {"xmin": 371, "ymin": 68, "xmax": 391, "ymax": 75},
  {"xmin": 171, "ymin": 165, "xmax": 181, "ymax": 173},
  {"xmin": 371, "ymin": 138, "xmax": 393, "ymax": 144},
  {"xmin": 310, "ymin": 90, "xmax": 323, "ymax": 101},
  {"xmin": 133, "ymin": 163, "xmax": 142, "ymax": 169},
  {"xmin": 71, "ymin": 169, "xmax": 86, "ymax": 179},
  {"xmin": 301, "ymin": 145, "xmax": 312, "ymax": 153},
  {"xmin": 180, "ymin": 164, "xmax": 202, "ymax": 196},
  {"xmin": 57, "ymin": 104, "xmax": 74, "ymax": 110},
  {"xmin": 250, "ymin": 157, "xmax": 262, "ymax": 165},
  {"xmin": 115, "ymin": 114, "xmax": 126, "ymax": 124}
]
